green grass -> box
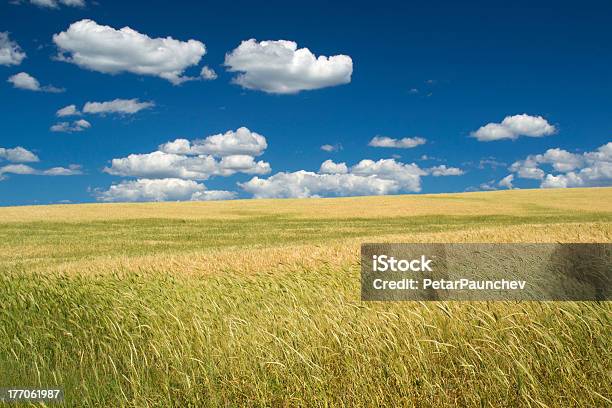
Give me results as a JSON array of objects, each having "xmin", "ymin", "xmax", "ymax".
[
  {"xmin": 0, "ymin": 190, "xmax": 611, "ymax": 407},
  {"xmin": 2, "ymin": 210, "xmax": 608, "ymax": 263}
]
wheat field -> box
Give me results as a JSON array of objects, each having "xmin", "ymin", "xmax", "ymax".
[{"xmin": 1, "ymin": 188, "xmax": 611, "ymax": 407}]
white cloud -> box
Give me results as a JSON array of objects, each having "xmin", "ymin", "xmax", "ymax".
[
  {"xmin": 471, "ymin": 114, "xmax": 556, "ymax": 141},
  {"xmin": 241, "ymin": 157, "xmax": 465, "ymax": 198},
  {"xmin": 0, "ymin": 164, "xmax": 36, "ymax": 176},
  {"xmin": 95, "ymin": 178, "xmax": 236, "ymax": 202},
  {"xmin": 516, "ymin": 166, "xmax": 545, "ymax": 180},
  {"xmin": 320, "ymin": 143, "xmax": 342, "ymax": 152},
  {"xmin": 510, "ymin": 142, "xmax": 612, "ymax": 188},
  {"xmin": 7, "ymin": 72, "xmax": 64, "ymax": 93},
  {"xmin": 159, "ymin": 127, "xmax": 267, "ymax": 157},
  {"xmin": 240, "ymin": 171, "xmax": 400, "ymax": 199},
  {"xmin": 0, "ymin": 32, "xmax": 26, "ymax": 66},
  {"xmin": 200, "ymin": 66, "xmax": 217, "ymax": 80},
  {"xmin": 191, "ymin": 190, "xmax": 237, "ymax": 201},
  {"xmin": 59, "ymin": 0, "xmax": 85, "ymax": 5},
  {"xmin": 240, "ymin": 158, "xmax": 446, "ymax": 198},
  {"xmin": 351, "ymin": 159, "xmax": 426, "ymax": 191},
  {"xmin": 427, "ymin": 165, "xmax": 464, "ymax": 176},
  {"xmin": 104, "ymin": 150, "xmax": 270, "ymax": 180},
  {"xmin": 50, "ymin": 119, "xmax": 91, "ymax": 132},
  {"xmin": 53, "ymin": 19, "xmax": 206, "ymax": 85},
  {"xmin": 498, "ymin": 174, "xmax": 514, "ymax": 189},
  {"xmin": 104, "ymin": 151, "xmax": 216, "ymax": 180},
  {"xmin": 28, "ymin": 0, "xmax": 85, "ymax": 7},
  {"xmin": 219, "ymin": 154, "xmax": 270, "ymax": 174},
  {"xmin": 0, "ymin": 163, "xmax": 81, "ymax": 179},
  {"xmin": 105, "ymin": 127, "xmax": 271, "ymax": 192},
  {"xmin": 83, "ymin": 98, "xmax": 154, "ymax": 115},
  {"xmin": 56, "ymin": 104, "xmax": 80, "ymax": 117},
  {"xmin": 42, "ymin": 164, "xmax": 82, "ymax": 175},
  {"xmin": 319, "ymin": 159, "xmax": 348, "ymax": 174},
  {"xmin": 536, "ymin": 148, "xmax": 584, "ymax": 172},
  {"xmin": 224, "ymin": 39, "xmax": 352, "ymax": 94},
  {"xmin": 369, "ymin": 136, "xmax": 426, "ymax": 149},
  {"xmin": 8, "ymin": 72, "xmax": 39, "ymax": 90},
  {"xmin": 540, "ymin": 174, "xmax": 573, "ymax": 189},
  {"xmin": 0, "ymin": 146, "xmax": 39, "ymax": 163}
]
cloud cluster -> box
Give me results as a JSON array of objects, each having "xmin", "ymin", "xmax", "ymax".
[
  {"xmin": 99, "ymin": 127, "xmax": 270, "ymax": 200},
  {"xmin": 52, "ymin": 99, "xmax": 153, "ymax": 132},
  {"xmin": 224, "ymin": 39, "xmax": 353, "ymax": 94},
  {"xmin": 0, "ymin": 146, "xmax": 39, "ymax": 163},
  {"xmin": 0, "ymin": 32, "xmax": 26, "ymax": 66},
  {"xmin": 508, "ymin": 142, "xmax": 611, "ymax": 188},
  {"xmin": 369, "ymin": 136, "xmax": 426, "ymax": 149},
  {"xmin": 8, "ymin": 72, "xmax": 64, "ymax": 93},
  {"xmin": 50, "ymin": 119, "xmax": 91, "ymax": 133},
  {"xmin": 53, "ymin": 19, "xmax": 206, "ymax": 84},
  {"xmin": 0, "ymin": 146, "xmax": 81, "ymax": 181},
  {"xmin": 104, "ymin": 151, "xmax": 269, "ymax": 180},
  {"xmin": 471, "ymin": 114, "xmax": 556, "ymax": 141},
  {"xmin": 240, "ymin": 158, "xmax": 463, "ymax": 198},
  {"xmin": 95, "ymin": 178, "xmax": 236, "ymax": 202}
]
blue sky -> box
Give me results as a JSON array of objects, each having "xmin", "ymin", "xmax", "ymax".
[{"xmin": 1, "ymin": 0, "xmax": 611, "ymax": 205}]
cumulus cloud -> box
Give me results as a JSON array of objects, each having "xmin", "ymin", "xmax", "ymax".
[
  {"xmin": 510, "ymin": 142, "xmax": 611, "ymax": 188},
  {"xmin": 243, "ymin": 158, "xmax": 444, "ymax": 198},
  {"xmin": 0, "ymin": 32, "xmax": 26, "ymax": 66},
  {"xmin": 104, "ymin": 151, "xmax": 270, "ymax": 179},
  {"xmin": 7, "ymin": 72, "xmax": 64, "ymax": 92},
  {"xmin": 83, "ymin": 98, "xmax": 154, "ymax": 115},
  {"xmin": 240, "ymin": 171, "xmax": 400, "ymax": 199},
  {"xmin": 368, "ymin": 136, "xmax": 427, "ymax": 149},
  {"xmin": 95, "ymin": 178, "xmax": 236, "ymax": 202},
  {"xmin": 50, "ymin": 119, "xmax": 91, "ymax": 133},
  {"xmin": 240, "ymin": 157, "xmax": 466, "ymax": 198},
  {"xmin": 104, "ymin": 127, "xmax": 271, "ymax": 181},
  {"xmin": 200, "ymin": 66, "xmax": 217, "ymax": 80},
  {"xmin": 0, "ymin": 146, "xmax": 39, "ymax": 163},
  {"xmin": 224, "ymin": 39, "xmax": 353, "ymax": 94},
  {"xmin": 320, "ymin": 159, "xmax": 348, "ymax": 174},
  {"xmin": 320, "ymin": 143, "xmax": 342, "ymax": 152},
  {"xmin": 56, "ymin": 104, "xmax": 80, "ymax": 117},
  {"xmin": 159, "ymin": 127, "xmax": 267, "ymax": 157},
  {"xmin": 53, "ymin": 19, "xmax": 206, "ymax": 84},
  {"xmin": 471, "ymin": 114, "xmax": 556, "ymax": 141}
]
